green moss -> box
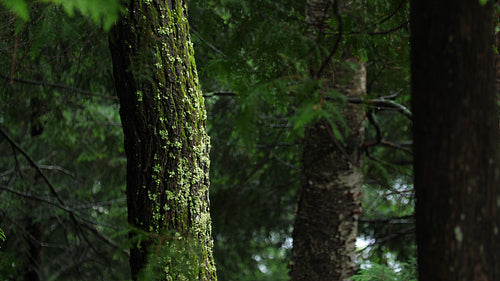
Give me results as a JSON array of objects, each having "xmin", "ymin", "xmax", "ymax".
[{"xmin": 120, "ymin": 0, "xmax": 215, "ymax": 279}]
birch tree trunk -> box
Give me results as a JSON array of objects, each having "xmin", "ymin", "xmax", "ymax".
[
  {"xmin": 290, "ymin": 1, "xmax": 365, "ymax": 280},
  {"xmin": 109, "ymin": 0, "xmax": 216, "ymax": 280}
]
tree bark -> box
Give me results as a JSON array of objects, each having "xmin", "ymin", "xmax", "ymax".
[
  {"xmin": 109, "ymin": 0, "xmax": 216, "ymax": 280},
  {"xmin": 290, "ymin": 1, "xmax": 365, "ymax": 280},
  {"xmin": 411, "ymin": 1, "xmax": 500, "ymax": 280}
]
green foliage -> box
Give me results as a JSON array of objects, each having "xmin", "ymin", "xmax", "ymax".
[
  {"xmin": 190, "ymin": 0, "xmax": 413, "ymax": 279},
  {"xmin": 1, "ymin": 0, "xmax": 122, "ymax": 30},
  {"xmin": 0, "ymin": 252, "xmax": 17, "ymax": 280},
  {"xmin": 0, "ymin": 0, "xmax": 29, "ymax": 20},
  {"xmin": 0, "ymin": 2, "xmax": 128, "ymax": 279},
  {"xmin": 479, "ymin": 0, "xmax": 489, "ymax": 6},
  {"xmin": 352, "ymin": 260, "xmax": 417, "ymax": 281},
  {"xmin": 206, "ymin": 94, "xmax": 299, "ymax": 280},
  {"xmin": 0, "ymin": 0, "xmax": 414, "ymax": 279},
  {"xmin": 48, "ymin": 0, "xmax": 122, "ymax": 30},
  {"xmin": 0, "ymin": 228, "xmax": 5, "ymax": 245}
]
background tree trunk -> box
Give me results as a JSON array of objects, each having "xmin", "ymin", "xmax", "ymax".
[
  {"xmin": 411, "ymin": 1, "xmax": 500, "ymax": 280},
  {"xmin": 290, "ymin": 1, "xmax": 365, "ymax": 280},
  {"xmin": 109, "ymin": 0, "xmax": 216, "ymax": 280},
  {"xmin": 22, "ymin": 216, "xmax": 42, "ymax": 281}
]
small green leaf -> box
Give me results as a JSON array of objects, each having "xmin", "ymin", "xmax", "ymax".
[
  {"xmin": 0, "ymin": 0, "xmax": 29, "ymax": 21},
  {"xmin": 479, "ymin": 0, "xmax": 488, "ymax": 6},
  {"xmin": 0, "ymin": 227, "xmax": 5, "ymax": 248},
  {"xmin": 290, "ymin": 100, "xmax": 321, "ymax": 137}
]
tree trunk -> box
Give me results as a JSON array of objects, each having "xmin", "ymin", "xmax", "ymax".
[
  {"xmin": 109, "ymin": 0, "xmax": 216, "ymax": 280},
  {"xmin": 22, "ymin": 216, "xmax": 42, "ymax": 281},
  {"xmin": 290, "ymin": 1, "xmax": 365, "ymax": 280},
  {"xmin": 411, "ymin": 1, "xmax": 500, "ymax": 280}
]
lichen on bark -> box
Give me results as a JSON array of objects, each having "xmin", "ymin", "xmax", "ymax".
[{"xmin": 109, "ymin": 0, "xmax": 216, "ymax": 280}]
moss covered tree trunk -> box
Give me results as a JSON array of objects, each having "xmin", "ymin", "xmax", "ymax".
[
  {"xmin": 290, "ymin": 1, "xmax": 365, "ymax": 280},
  {"xmin": 411, "ymin": 0, "xmax": 500, "ymax": 280},
  {"xmin": 109, "ymin": 0, "xmax": 216, "ymax": 280}
]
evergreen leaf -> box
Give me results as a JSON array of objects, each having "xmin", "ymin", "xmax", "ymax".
[{"xmin": 0, "ymin": 0, "xmax": 29, "ymax": 20}]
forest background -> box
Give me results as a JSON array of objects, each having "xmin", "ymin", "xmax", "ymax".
[{"xmin": 0, "ymin": 0, "xmax": 494, "ymax": 280}]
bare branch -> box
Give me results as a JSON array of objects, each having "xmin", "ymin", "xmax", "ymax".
[
  {"xmin": 191, "ymin": 29, "xmax": 226, "ymax": 57},
  {"xmin": 0, "ymin": 74, "xmax": 118, "ymax": 101},
  {"xmin": 1, "ymin": 164, "xmax": 76, "ymax": 179},
  {"xmin": 0, "ymin": 184, "xmax": 72, "ymax": 212},
  {"xmin": 316, "ymin": 0, "xmax": 343, "ymax": 78},
  {"xmin": 0, "ymin": 126, "xmax": 69, "ymax": 208},
  {"xmin": 0, "ymin": 126, "xmax": 101, "ymax": 253},
  {"xmin": 359, "ymin": 214, "xmax": 414, "ymax": 224},
  {"xmin": 202, "ymin": 91, "xmax": 237, "ymax": 97},
  {"xmin": 368, "ymin": 21, "xmax": 409, "ymax": 36},
  {"xmin": 378, "ymin": 0, "xmax": 408, "ymax": 24},
  {"xmin": 347, "ymin": 97, "xmax": 412, "ymax": 119}
]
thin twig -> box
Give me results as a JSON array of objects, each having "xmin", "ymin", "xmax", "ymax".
[
  {"xmin": 191, "ymin": 29, "xmax": 225, "ymax": 57},
  {"xmin": 0, "ymin": 126, "xmax": 68, "ymax": 207},
  {"xmin": 0, "ymin": 184, "xmax": 123, "ymax": 230},
  {"xmin": 0, "ymin": 126, "xmax": 100, "ymax": 253},
  {"xmin": 0, "ymin": 184, "xmax": 72, "ymax": 212},
  {"xmin": 1, "ymin": 164, "xmax": 77, "ymax": 179},
  {"xmin": 270, "ymin": 151, "xmax": 300, "ymax": 170},
  {"xmin": 316, "ymin": 0, "xmax": 343, "ymax": 78},
  {"xmin": 325, "ymin": 124, "xmax": 360, "ymax": 168},
  {"xmin": 378, "ymin": 0, "xmax": 408, "ymax": 24},
  {"xmin": 364, "ymin": 110, "xmax": 412, "ymax": 153},
  {"xmin": 202, "ymin": 91, "xmax": 237, "ymax": 97},
  {"xmin": 346, "ymin": 97, "xmax": 412, "ymax": 119},
  {"xmin": 369, "ymin": 21, "xmax": 409, "ymax": 36},
  {"xmin": 235, "ymin": 126, "xmax": 287, "ymax": 187},
  {"xmin": 359, "ymin": 214, "xmax": 414, "ymax": 224},
  {"xmin": 0, "ymin": 74, "xmax": 118, "ymax": 101},
  {"xmin": 215, "ymin": 126, "xmax": 288, "ymax": 218}
]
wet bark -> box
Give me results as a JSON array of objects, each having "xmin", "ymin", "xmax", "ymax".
[
  {"xmin": 290, "ymin": 1, "xmax": 365, "ymax": 280},
  {"xmin": 109, "ymin": 0, "xmax": 216, "ymax": 280},
  {"xmin": 411, "ymin": 1, "xmax": 500, "ymax": 280}
]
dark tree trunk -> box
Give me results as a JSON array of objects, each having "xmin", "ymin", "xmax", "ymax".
[
  {"xmin": 411, "ymin": 1, "xmax": 500, "ymax": 280},
  {"xmin": 290, "ymin": 1, "xmax": 365, "ymax": 280},
  {"xmin": 22, "ymin": 217, "xmax": 42, "ymax": 281},
  {"xmin": 109, "ymin": 0, "xmax": 216, "ymax": 280}
]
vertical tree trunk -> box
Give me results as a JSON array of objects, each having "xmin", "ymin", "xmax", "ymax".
[
  {"xmin": 496, "ymin": 0, "xmax": 500, "ymax": 129},
  {"xmin": 290, "ymin": 1, "xmax": 365, "ymax": 280},
  {"xmin": 411, "ymin": 1, "xmax": 500, "ymax": 280},
  {"xmin": 23, "ymin": 217, "xmax": 42, "ymax": 281},
  {"xmin": 109, "ymin": 0, "xmax": 216, "ymax": 280}
]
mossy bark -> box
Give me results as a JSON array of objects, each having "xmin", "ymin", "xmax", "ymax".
[
  {"xmin": 290, "ymin": 1, "xmax": 365, "ymax": 280},
  {"xmin": 109, "ymin": 0, "xmax": 216, "ymax": 280},
  {"xmin": 412, "ymin": 1, "xmax": 500, "ymax": 280}
]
